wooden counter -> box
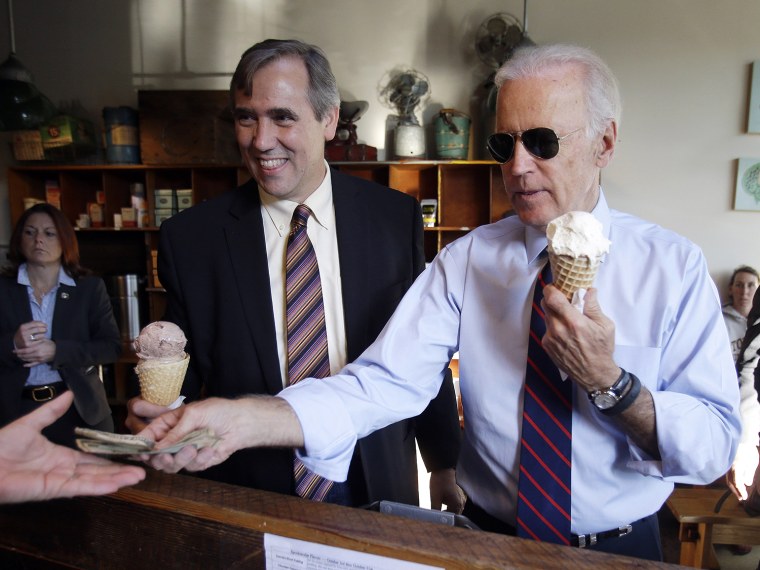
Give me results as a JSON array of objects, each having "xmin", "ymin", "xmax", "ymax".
[{"xmin": 0, "ymin": 470, "xmax": 685, "ymax": 569}]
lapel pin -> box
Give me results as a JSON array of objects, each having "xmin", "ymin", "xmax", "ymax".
[{"xmin": 61, "ymin": 292, "xmax": 69, "ymax": 299}]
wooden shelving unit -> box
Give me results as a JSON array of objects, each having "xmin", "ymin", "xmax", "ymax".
[
  {"xmin": 8, "ymin": 160, "xmax": 509, "ymax": 408},
  {"xmin": 331, "ymin": 160, "xmax": 510, "ymax": 259}
]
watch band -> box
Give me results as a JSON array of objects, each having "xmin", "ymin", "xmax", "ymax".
[{"xmin": 600, "ymin": 371, "xmax": 641, "ymax": 416}]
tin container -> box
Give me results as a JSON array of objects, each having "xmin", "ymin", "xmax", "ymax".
[
  {"xmin": 434, "ymin": 109, "xmax": 471, "ymax": 160},
  {"xmin": 103, "ymin": 106, "xmax": 140, "ymax": 164},
  {"xmin": 154, "ymin": 188, "xmax": 177, "ymax": 210}
]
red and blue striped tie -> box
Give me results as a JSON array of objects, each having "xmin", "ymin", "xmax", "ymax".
[
  {"xmin": 286, "ymin": 204, "xmax": 333, "ymax": 501},
  {"xmin": 516, "ymin": 260, "xmax": 573, "ymax": 544}
]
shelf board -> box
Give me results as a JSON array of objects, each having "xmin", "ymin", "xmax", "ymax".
[
  {"xmin": 74, "ymin": 227, "xmax": 161, "ymax": 232},
  {"xmin": 330, "ymin": 159, "xmax": 497, "ymax": 166}
]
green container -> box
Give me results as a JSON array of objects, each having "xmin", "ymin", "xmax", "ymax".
[{"xmin": 434, "ymin": 109, "xmax": 471, "ymax": 159}]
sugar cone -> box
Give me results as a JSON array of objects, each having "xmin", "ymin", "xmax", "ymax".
[
  {"xmin": 135, "ymin": 353, "xmax": 190, "ymax": 406},
  {"xmin": 547, "ymin": 250, "xmax": 601, "ymax": 301}
]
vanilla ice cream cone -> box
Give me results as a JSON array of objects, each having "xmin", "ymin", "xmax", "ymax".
[
  {"xmin": 135, "ymin": 353, "xmax": 190, "ymax": 406},
  {"xmin": 545, "ymin": 211, "xmax": 610, "ymax": 303},
  {"xmin": 548, "ymin": 250, "xmax": 602, "ymax": 301}
]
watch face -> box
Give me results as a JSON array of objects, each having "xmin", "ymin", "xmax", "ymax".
[{"xmin": 593, "ymin": 392, "xmax": 618, "ymax": 410}]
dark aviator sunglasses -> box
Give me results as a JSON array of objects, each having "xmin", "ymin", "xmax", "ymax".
[{"xmin": 486, "ymin": 127, "xmax": 582, "ymax": 163}]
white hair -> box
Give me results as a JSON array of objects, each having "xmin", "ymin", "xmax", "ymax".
[{"xmin": 495, "ymin": 44, "xmax": 622, "ymax": 136}]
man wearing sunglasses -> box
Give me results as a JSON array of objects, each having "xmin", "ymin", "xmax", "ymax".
[{"xmin": 139, "ymin": 44, "xmax": 740, "ymax": 562}]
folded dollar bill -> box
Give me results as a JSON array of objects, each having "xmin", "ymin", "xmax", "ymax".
[{"xmin": 75, "ymin": 427, "xmax": 220, "ymax": 456}]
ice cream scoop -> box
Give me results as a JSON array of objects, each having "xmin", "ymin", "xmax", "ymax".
[
  {"xmin": 133, "ymin": 321, "xmax": 187, "ymax": 362},
  {"xmin": 546, "ymin": 211, "xmax": 610, "ymax": 301},
  {"xmin": 546, "ymin": 211, "xmax": 610, "ymax": 259}
]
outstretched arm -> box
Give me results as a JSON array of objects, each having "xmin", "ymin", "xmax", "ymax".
[
  {"xmin": 138, "ymin": 395, "xmax": 304, "ymax": 473},
  {"xmin": 0, "ymin": 392, "xmax": 145, "ymax": 504}
]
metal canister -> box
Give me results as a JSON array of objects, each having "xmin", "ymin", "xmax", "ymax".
[{"xmin": 434, "ymin": 109, "xmax": 471, "ymax": 160}]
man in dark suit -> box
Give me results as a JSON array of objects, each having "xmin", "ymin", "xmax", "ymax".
[{"xmin": 128, "ymin": 39, "xmax": 462, "ymax": 509}]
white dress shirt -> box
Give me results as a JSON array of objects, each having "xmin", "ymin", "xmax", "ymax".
[
  {"xmin": 18, "ymin": 263, "xmax": 75, "ymax": 386},
  {"xmin": 280, "ymin": 189, "xmax": 741, "ymax": 534},
  {"xmin": 260, "ymin": 163, "xmax": 347, "ymax": 386},
  {"xmin": 736, "ymin": 316, "xmax": 760, "ymax": 447}
]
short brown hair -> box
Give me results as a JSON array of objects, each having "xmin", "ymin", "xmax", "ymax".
[{"xmin": 229, "ymin": 38, "xmax": 340, "ymax": 121}]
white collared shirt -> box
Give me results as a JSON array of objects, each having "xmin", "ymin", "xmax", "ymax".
[
  {"xmin": 259, "ymin": 163, "xmax": 347, "ymax": 387},
  {"xmin": 281, "ymin": 189, "xmax": 741, "ymax": 534},
  {"xmin": 18, "ymin": 263, "xmax": 75, "ymax": 385}
]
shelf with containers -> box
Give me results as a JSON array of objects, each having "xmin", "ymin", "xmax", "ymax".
[
  {"xmin": 7, "ymin": 161, "xmax": 507, "ymax": 416},
  {"xmin": 7, "ymin": 164, "xmax": 250, "ymax": 416},
  {"xmin": 331, "ymin": 160, "xmax": 511, "ymax": 261},
  {"xmin": 9, "ymin": 160, "xmax": 510, "ymax": 298}
]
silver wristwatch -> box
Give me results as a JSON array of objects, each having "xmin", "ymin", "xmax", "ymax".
[{"xmin": 588, "ymin": 369, "xmax": 631, "ymax": 411}]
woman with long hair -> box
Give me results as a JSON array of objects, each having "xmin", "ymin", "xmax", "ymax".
[{"xmin": 0, "ymin": 203, "xmax": 120, "ymax": 447}]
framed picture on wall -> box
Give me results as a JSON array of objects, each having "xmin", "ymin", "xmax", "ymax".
[
  {"xmin": 748, "ymin": 61, "xmax": 760, "ymax": 133},
  {"xmin": 734, "ymin": 157, "xmax": 760, "ymax": 211}
]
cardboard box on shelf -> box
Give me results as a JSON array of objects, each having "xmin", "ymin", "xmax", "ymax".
[
  {"xmin": 41, "ymin": 115, "xmax": 95, "ymax": 149},
  {"xmin": 87, "ymin": 202, "xmax": 104, "ymax": 228},
  {"xmin": 10, "ymin": 130, "xmax": 45, "ymax": 161},
  {"xmin": 45, "ymin": 181, "xmax": 61, "ymax": 209},
  {"xmin": 40, "ymin": 115, "xmax": 96, "ymax": 161},
  {"xmin": 154, "ymin": 188, "xmax": 176, "ymax": 210},
  {"xmin": 121, "ymin": 207, "xmax": 137, "ymax": 228},
  {"xmin": 154, "ymin": 208, "xmax": 174, "ymax": 225},
  {"xmin": 176, "ymin": 188, "xmax": 193, "ymax": 210}
]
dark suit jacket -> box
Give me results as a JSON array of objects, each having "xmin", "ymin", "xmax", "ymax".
[
  {"xmin": 0, "ymin": 275, "xmax": 120, "ymax": 426},
  {"xmin": 158, "ymin": 169, "xmax": 461, "ymax": 504}
]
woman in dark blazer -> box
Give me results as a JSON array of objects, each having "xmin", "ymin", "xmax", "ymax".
[{"xmin": 0, "ymin": 203, "xmax": 120, "ymax": 447}]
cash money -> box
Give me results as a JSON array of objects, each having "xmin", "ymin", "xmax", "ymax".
[{"xmin": 75, "ymin": 427, "xmax": 220, "ymax": 456}]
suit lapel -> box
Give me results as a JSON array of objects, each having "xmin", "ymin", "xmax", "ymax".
[
  {"xmin": 332, "ymin": 171, "xmax": 370, "ymax": 361},
  {"xmin": 223, "ymin": 182, "xmax": 284, "ymax": 395},
  {"xmin": 9, "ymin": 282, "xmax": 33, "ymax": 324},
  {"xmin": 51, "ymin": 284, "xmax": 76, "ymax": 338}
]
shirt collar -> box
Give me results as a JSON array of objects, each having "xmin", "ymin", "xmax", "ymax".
[
  {"xmin": 260, "ymin": 160, "xmax": 333, "ymax": 237},
  {"xmin": 523, "ymin": 187, "xmax": 611, "ymax": 264},
  {"xmin": 17, "ymin": 263, "xmax": 76, "ymax": 287}
]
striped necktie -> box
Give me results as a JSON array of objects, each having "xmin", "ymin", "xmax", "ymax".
[
  {"xmin": 516, "ymin": 259, "xmax": 573, "ymax": 544},
  {"xmin": 286, "ymin": 204, "xmax": 333, "ymax": 501}
]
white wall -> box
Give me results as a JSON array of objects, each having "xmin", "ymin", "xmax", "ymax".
[{"xmin": 1, "ymin": 0, "xmax": 759, "ymax": 299}]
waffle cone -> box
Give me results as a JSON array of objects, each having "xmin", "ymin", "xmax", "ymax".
[
  {"xmin": 135, "ymin": 354, "xmax": 190, "ymax": 406},
  {"xmin": 548, "ymin": 250, "xmax": 601, "ymax": 301}
]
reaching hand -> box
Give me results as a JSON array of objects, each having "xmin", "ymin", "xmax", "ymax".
[
  {"xmin": 727, "ymin": 442, "xmax": 759, "ymax": 501},
  {"xmin": 429, "ymin": 467, "xmax": 466, "ymax": 513},
  {"xmin": 138, "ymin": 396, "xmax": 299, "ymax": 473},
  {"xmin": 0, "ymin": 392, "xmax": 145, "ymax": 504},
  {"xmin": 125, "ymin": 396, "xmax": 173, "ymax": 434}
]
